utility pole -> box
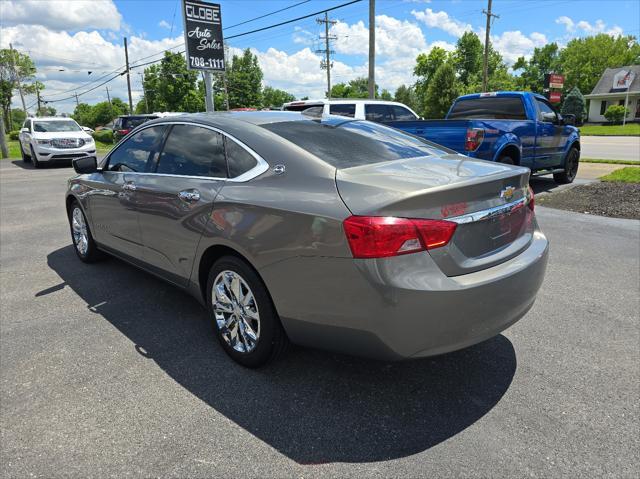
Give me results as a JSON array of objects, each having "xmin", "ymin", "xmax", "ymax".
[
  {"xmin": 74, "ymin": 92, "xmax": 79, "ymax": 107},
  {"xmin": 316, "ymin": 12, "xmax": 336, "ymax": 99},
  {"xmin": 0, "ymin": 112, "xmax": 9, "ymax": 159},
  {"xmin": 9, "ymin": 43, "xmax": 28, "ymax": 115},
  {"xmin": 482, "ymin": 0, "xmax": 499, "ymax": 92},
  {"xmin": 105, "ymin": 86, "xmax": 112, "ymax": 106},
  {"xmin": 36, "ymin": 83, "xmax": 41, "ymax": 114},
  {"xmin": 368, "ymin": 0, "xmax": 375, "ymax": 99},
  {"xmin": 123, "ymin": 37, "xmax": 133, "ymax": 113}
]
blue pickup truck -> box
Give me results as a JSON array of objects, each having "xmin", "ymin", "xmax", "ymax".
[{"xmin": 385, "ymin": 91, "xmax": 581, "ymax": 184}]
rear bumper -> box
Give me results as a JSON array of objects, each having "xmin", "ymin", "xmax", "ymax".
[{"xmin": 261, "ymin": 229, "xmax": 549, "ymax": 360}]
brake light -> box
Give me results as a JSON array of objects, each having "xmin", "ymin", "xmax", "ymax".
[
  {"xmin": 343, "ymin": 216, "xmax": 457, "ymax": 259},
  {"xmin": 118, "ymin": 129, "xmax": 130, "ymax": 136},
  {"xmin": 527, "ymin": 185, "xmax": 535, "ymax": 211},
  {"xmin": 465, "ymin": 128, "xmax": 484, "ymax": 151}
]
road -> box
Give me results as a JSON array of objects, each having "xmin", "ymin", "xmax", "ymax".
[
  {"xmin": 580, "ymin": 135, "xmax": 640, "ymax": 161},
  {"xmin": 1, "ymin": 160, "xmax": 638, "ymax": 478}
]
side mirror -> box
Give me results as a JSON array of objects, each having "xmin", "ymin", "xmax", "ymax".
[
  {"xmin": 541, "ymin": 112, "xmax": 556, "ymax": 123},
  {"xmin": 20, "ymin": 127, "xmax": 29, "ymax": 133},
  {"xmin": 73, "ymin": 156, "xmax": 98, "ymax": 174},
  {"xmin": 562, "ymin": 114, "xmax": 576, "ymax": 126}
]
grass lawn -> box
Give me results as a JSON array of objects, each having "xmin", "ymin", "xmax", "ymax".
[
  {"xmin": 600, "ymin": 167, "xmax": 640, "ymax": 183},
  {"xmin": 3, "ymin": 139, "xmax": 112, "ymax": 158},
  {"xmin": 582, "ymin": 158, "xmax": 640, "ymax": 165},
  {"xmin": 579, "ymin": 124, "xmax": 640, "ymax": 136}
]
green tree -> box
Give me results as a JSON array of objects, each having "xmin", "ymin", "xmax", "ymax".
[
  {"xmin": 394, "ymin": 84, "xmax": 419, "ymax": 112},
  {"xmin": 72, "ymin": 103, "xmax": 94, "ymax": 127},
  {"xmin": 379, "ymin": 88, "xmax": 393, "ymax": 101},
  {"xmin": 558, "ymin": 34, "xmax": 640, "ymax": 94},
  {"xmin": 603, "ymin": 104, "xmax": 629, "ymax": 123},
  {"xmin": 513, "ymin": 43, "xmax": 560, "ymax": 93},
  {"xmin": 262, "ymin": 86, "xmax": 295, "ymax": 109},
  {"xmin": 423, "ymin": 62, "xmax": 460, "ymax": 118},
  {"xmin": 0, "ymin": 49, "xmax": 36, "ymax": 130},
  {"xmin": 561, "ymin": 86, "xmax": 587, "ymax": 124},
  {"xmin": 453, "ymin": 32, "xmax": 484, "ymax": 87},
  {"xmin": 36, "ymin": 105, "xmax": 56, "ymax": 117},
  {"xmin": 10, "ymin": 108, "xmax": 26, "ymax": 131},
  {"xmin": 330, "ymin": 77, "xmax": 378, "ymax": 99},
  {"xmin": 227, "ymin": 49, "xmax": 263, "ymax": 109}
]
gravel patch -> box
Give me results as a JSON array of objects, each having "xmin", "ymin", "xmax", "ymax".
[{"xmin": 537, "ymin": 182, "xmax": 640, "ymax": 219}]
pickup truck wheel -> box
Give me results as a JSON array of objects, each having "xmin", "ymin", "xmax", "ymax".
[
  {"xmin": 498, "ymin": 155, "xmax": 515, "ymax": 165},
  {"xmin": 554, "ymin": 148, "xmax": 579, "ymax": 184}
]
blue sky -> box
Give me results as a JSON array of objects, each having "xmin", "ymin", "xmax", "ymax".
[{"xmin": 1, "ymin": 0, "xmax": 639, "ymax": 113}]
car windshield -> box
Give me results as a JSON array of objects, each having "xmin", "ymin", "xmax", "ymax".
[
  {"xmin": 33, "ymin": 121, "xmax": 81, "ymax": 132},
  {"xmin": 261, "ymin": 120, "xmax": 451, "ymax": 169},
  {"xmin": 122, "ymin": 117, "xmax": 157, "ymax": 129}
]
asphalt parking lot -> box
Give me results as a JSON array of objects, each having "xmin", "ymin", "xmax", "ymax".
[{"xmin": 1, "ymin": 160, "xmax": 638, "ymax": 478}]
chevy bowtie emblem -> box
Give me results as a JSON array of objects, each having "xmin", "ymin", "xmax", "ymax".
[{"xmin": 500, "ymin": 186, "xmax": 516, "ymax": 200}]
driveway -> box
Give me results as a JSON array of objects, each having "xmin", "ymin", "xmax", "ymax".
[
  {"xmin": 1, "ymin": 160, "xmax": 638, "ymax": 478},
  {"xmin": 580, "ymin": 135, "xmax": 640, "ymax": 161}
]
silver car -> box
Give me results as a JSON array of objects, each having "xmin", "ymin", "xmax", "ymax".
[{"xmin": 66, "ymin": 112, "xmax": 548, "ymax": 367}]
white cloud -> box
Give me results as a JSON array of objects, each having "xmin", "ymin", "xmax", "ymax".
[
  {"xmin": 0, "ymin": 0, "xmax": 122, "ymax": 31},
  {"xmin": 292, "ymin": 26, "xmax": 315, "ymax": 46},
  {"xmin": 490, "ymin": 30, "xmax": 548, "ymax": 65},
  {"xmin": 555, "ymin": 16, "xmax": 623, "ymax": 36},
  {"xmin": 411, "ymin": 8, "xmax": 472, "ymax": 38},
  {"xmin": 158, "ymin": 20, "xmax": 171, "ymax": 30}
]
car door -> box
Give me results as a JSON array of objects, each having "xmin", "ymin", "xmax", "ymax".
[
  {"xmin": 133, "ymin": 123, "xmax": 228, "ymax": 286},
  {"xmin": 19, "ymin": 120, "xmax": 32, "ymax": 152},
  {"xmin": 534, "ymin": 98, "xmax": 564, "ymax": 169},
  {"xmin": 88, "ymin": 125, "xmax": 167, "ymax": 259}
]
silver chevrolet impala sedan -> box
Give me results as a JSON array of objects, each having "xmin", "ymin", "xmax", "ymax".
[{"xmin": 66, "ymin": 112, "xmax": 549, "ymax": 367}]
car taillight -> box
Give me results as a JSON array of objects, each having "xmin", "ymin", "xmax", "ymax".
[
  {"xmin": 118, "ymin": 129, "xmax": 130, "ymax": 136},
  {"xmin": 465, "ymin": 128, "xmax": 484, "ymax": 151},
  {"xmin": 527, "ymin": 185, "xmax": 535, "ymax": 211},
  {"xmin": 343, "ymin": 216, "xmax": 457, "ymax": 259}
]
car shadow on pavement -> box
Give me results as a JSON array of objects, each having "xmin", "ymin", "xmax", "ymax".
[
  {"xmin": 10, "ymin": 159, "xmax": 73, "ymax": 170},
  {"xmin": 45, "ymin": 245, "xmax": 517, "ymax": 465}
]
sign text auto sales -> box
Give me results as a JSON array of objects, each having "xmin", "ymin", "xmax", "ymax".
[{"xmin": 182, "ymin": 0, "xmax": 225, "ymax": 71}]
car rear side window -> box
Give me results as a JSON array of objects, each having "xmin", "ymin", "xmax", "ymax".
[
  {"xmin": 391, "ymin": 105, "xmax": 418, "ymax": 120},
  {"xmin": 448, "ymin": 97, "xmax": 527, "ymax": 120},
  {"xmin": 329, "ymin": 104, "xmax": 356, "ymax": 118},
  {"xmin": 105, "ymin": 125, "xmax": 166, "ymax": 172},
  {"xmin": 225, "ymin": 137, "xmax": 257, "ymax": 178},
  {"xmin": 156, "ymin": 124, "xmax": 227, "ymax": 178},
  {"xmin": 365, "ymin": 104, "xmax": 393, "ymax": 122},
  {"xmin": 261, "ymin": 120, "xmax": 446, "ymax": 169}
]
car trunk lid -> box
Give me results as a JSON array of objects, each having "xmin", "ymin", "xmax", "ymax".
[{"xmin": 336, "ymin": 154, "xmax": 534, "ymax": 276}]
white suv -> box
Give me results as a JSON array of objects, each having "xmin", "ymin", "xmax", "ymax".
[
  {"xmin": 282, "ymin": 99, "xmax": 420, "ymax": 122},
  {"xmin": 19, "ymin": 117, "xmax": 96, "ymax": 168}
]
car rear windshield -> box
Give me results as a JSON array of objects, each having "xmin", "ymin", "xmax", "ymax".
[
  {"xmin": 283, "ymin": 103, "xmax": 322, "ymax": 112},
  {"xmin": 261, "ymin": 120, "xmax": 448, "ymax": 169},
  {"xmin": 122, "ymin": 116, "xmax": 158, "ymax": 129},
  {"xmin": 33, "ymin": 121, "xmax": 81, "ymax": 132},
  {"xmin": 448, "ymin": 97, "xmax": 527, "ymax": 120}
]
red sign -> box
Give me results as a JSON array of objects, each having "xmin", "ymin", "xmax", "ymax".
[
  {"xmin": 549, "ymin": 91, "xmax": 562, "ymax": 103},
  {"xmin": 545, "ymin": 73, "xmax": 565, "ymax": 89}
]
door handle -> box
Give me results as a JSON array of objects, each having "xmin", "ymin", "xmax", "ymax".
[
  {"xmin": 178, "ymin": 189, "xmax": 200, "ymax": 202},
  {"xmin": 122, "ymin": 182, "xmax": 136, "ymax": 191}
]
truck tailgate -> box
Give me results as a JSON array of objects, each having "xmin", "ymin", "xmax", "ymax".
[{"xmin": 383, "ymin": 119, "xmax": 472, "ymax": 152}]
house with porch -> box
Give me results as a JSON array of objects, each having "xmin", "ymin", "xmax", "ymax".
[{"xmin": 585, "ymin": 65, "xmax": 640, "ymax": 123}]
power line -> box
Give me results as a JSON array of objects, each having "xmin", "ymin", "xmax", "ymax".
[{"xmin": 224, "ymin": 0, "xmax": 311, "ymax": 30}]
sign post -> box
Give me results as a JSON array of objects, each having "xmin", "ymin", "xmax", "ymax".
[
  {"xmin": 182, "ymin": 0, "xmax": 225, "ymax": 112},
  {"xmin": 611, "ymin": 70, "xmax": 636, "ymax": 126}
]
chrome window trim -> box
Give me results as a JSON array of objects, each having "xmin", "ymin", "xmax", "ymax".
[
  {"xmin": 447, "ymin": 196, "xmax": 529, "ymax": 224},
  {"xmin": 99, "ymin": 120, "xmax": 269, "ymax": 182}
]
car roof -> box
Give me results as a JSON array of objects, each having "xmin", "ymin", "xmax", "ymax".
[
  {"xmin": 283, "ymin": 99, "xmax": 408, "ymax": 106},
  {"xmin": 145, "ymin": 111, "xmax": 317, "ymax": 128},
  {"xmin": 30, "ymin": 117, "xmax": 76, "ymax": 121}
]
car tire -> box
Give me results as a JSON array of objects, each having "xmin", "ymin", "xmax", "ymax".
[
  {"xmin": 498, "ymin": 155, "xmax": 515, "ymax": 165},
  {"xmin": 206, "ymin": 255, "xmax": 288, "ymax": 368},
  {"xmin": 68, "ymin": 201, "xmax": 103, "ymax": 263},
  {"xmin": 20, "ymin": 143, "xmax": 31, "ymax": 163},
  {"xmin": 30, "ymin": 146, "xmax": 41, "ymax": 169},
  {"xmin": 553, "ymin": 147, "xmax": 579, "ymax": 184}
]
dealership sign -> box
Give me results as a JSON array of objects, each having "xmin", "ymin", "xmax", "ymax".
[
  {"xmin": 548, "ymin": 91, "xmax": 562, "ymax": 103},
  {"xmin": 611, "ymin": 70, "xmax": 636, "ymax": 92},
  {"xmin": 544, "ymin": 73, "xmax": 565, "ymax": 90},
  {"xmin": 182, "ymin": 0, "xmax": 225, "ymax": 71}
]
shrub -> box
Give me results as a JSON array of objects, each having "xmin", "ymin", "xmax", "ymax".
[
  {"xmin": 92, "ymin": 129, "xmax": 114, "ymax": 144},
  {"xmin": 8, "ymin": 130, "xmax": 20, "ymax": 141},
  {"xmin": 603, "ymin": 105, "xmax": 629, "ymax": 123},
  {"xmin": 561, "ymin": 86, "xmax": 586, "ymax": 125}
]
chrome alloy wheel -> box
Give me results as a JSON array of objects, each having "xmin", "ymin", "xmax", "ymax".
[
  {"xmin": 212, "ymin": 270, "xmax": 261, "ymax": 353},
  {"xmin": 71, "ymin": 207, "xmax": 89, "ymax": 256}
]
